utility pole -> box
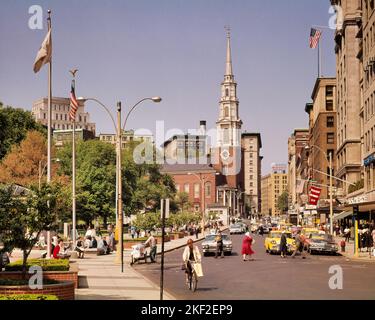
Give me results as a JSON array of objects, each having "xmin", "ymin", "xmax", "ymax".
[
  {"xmin": 329, "ymin": 152, "xmax": 333, "ymax": 235},
  {"xmin": 160, "ymin": 198, "xmax": 169, "ymax": 300}
]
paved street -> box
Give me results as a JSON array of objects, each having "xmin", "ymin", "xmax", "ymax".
[{"xmin": 133, "ymin": 233, "xmax": 375, "ymax": 300}]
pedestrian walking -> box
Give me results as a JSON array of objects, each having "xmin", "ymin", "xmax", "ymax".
[
  {"xmin": 131, "ymin": 226, "xmax": 136, "ymax": 239},
  {"xmin": 215, "ymin": 231, "xmax": 224, "ymax": 258},
  {"xmin": 241, "ymin": 232, "xmax": 255, "ymax": 261},
  {"xmin": 258, "ymin": 225, "xmax": 264, "ymax": 236},
  {"xmin": 195, "ymin": 226, "xmax": 200, "ymax": 240},
  {"xmin": 344, "ymin": 227, "xmax": 350, "ymax": 243},
  {"xmin": 280, "ymin": 231, "xmax": 288, "ymax": 258},
  {"xmin": 291, "ymin": 230, "xmax": 306, "ymax": 259},
  {"xmin": 145, "ymin": 231, "xmax": 157, "ymax": 263}
]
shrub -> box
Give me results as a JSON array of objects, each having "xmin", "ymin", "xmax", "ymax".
[
  {"xmin": 5, "ymin": 258, "xmax": 70, "ymax": 272},
  {"xmin": 0, "ymin": 279, "xmax": 59, "ymax": 286},
  {"xmin": 0, "ymin": 294, "xmax": 58, "ymax": 300}
]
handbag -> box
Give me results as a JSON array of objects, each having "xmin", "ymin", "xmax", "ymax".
[{"xmin": 193, "ymin": 262, "xmax": 204, "ymax": 277}]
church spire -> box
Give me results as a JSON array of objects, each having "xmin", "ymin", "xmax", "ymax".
[{"xmin": 225, "ymin": 26, "xmax": 233, "ymax": 76}]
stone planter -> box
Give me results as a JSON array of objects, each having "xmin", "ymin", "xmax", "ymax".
[
  {"xmin": 0, "ymin": 281, "xmax": 75, "ymax": 300},
  {"xmin": 168, "ymin": 232, "xmax": 185, "ymax": 240},
  {"xmin": 0, "ymin": 263, "xmax": 79, "ymax": 289},
  {"xmin": 154, "ymin": 235, "xmax": 170, "ymax": 243}
]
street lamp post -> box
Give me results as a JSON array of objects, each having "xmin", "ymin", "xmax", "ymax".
[
  {"xmin": 305, "ymin": 145, "xmax": 334, "ymax": 234},
  {"xmin": 77, "ymin": 96, "xmax": 161, "ymax": 271}
]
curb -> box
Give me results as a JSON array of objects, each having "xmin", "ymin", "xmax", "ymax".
[{"xmin": 127, "ymin": 261, "xmax": 177, "ymax": 300}]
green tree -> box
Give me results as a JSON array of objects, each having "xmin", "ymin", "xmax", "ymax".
[
  {"xmin": 277, "ymin": 191, "xmax": 289, "ymax": 214},
  {"xmin": 0, "ymin": 105, "xmax": 45, "ymax": 160},
  {"xmin": 0, "ymin": 184, "xmax": 59, "ymax": 277},
  {"xmin": 175, "ymin": 192, "xmax": 191, "ymax": 212},
  {"xmin": 57, "ymin": 140, "xmax": 116, "ymax": 227}
]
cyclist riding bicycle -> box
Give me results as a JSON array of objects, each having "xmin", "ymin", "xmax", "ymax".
[{"xmin": 182, "ymin": 238, "xmax": 201, "ymax": 285}]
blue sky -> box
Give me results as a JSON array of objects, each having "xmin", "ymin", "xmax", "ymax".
[{"xmin": 0, "ymin": 0, "xmax": 336, "ymax": 174}]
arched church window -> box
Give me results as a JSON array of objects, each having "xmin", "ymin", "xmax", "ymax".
[
  {"xmin": 225, "ymin": 88, "xmax": 229, "ymax": 97},
  {"xmin": 224, "ymin": 106, "xmax": 229, "ymax": 117}
]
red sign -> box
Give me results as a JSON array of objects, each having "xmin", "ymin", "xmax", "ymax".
[{"xmin": 308, "ymin": 186, "xmax": 322, "ymax": 205}]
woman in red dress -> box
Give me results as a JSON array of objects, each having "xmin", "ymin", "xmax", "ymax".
[{"xmin": 241, "ymin": 232, "xmax": 255, "ymax": 261}]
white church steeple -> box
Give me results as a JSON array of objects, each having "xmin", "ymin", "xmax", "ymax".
[{"xmin": 217, "ymin": 27, "xmax": 242, "ymax": 147}]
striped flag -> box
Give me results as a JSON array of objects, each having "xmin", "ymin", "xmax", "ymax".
[
  {"xmin": 309, "ymin": 28, "xmax": 322, "ymax": 49},
  {"xmin": 308, "ymin": 185, "xmax": 322, "ymax": 205},
  {"xmin": 69, "ymin": 80, "xmax": 79, "ymax": 122}
]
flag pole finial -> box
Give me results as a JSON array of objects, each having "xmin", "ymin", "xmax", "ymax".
[{"xmin": 70, "ymin": 69, "xmax": 78, "ymax": 78}]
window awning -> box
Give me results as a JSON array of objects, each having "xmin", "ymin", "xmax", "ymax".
[{"xmin": 333, "ymin": 211, "xmax": 352, "ymax": 221}]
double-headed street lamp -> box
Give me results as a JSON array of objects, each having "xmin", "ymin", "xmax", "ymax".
[
  {"xmin": 77, "ymin": 96, "xmax": 161, "ymax": 272},
  {"xmin": 305, "ymin": 145, "xmax": 333, "ymax": 234}
]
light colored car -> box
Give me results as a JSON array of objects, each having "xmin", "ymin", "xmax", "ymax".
[
  {"xmin": 229, "ymin": 224, "xmax": 244, "ymax": 234},
  {"xmin": 201, "ymin": 234, "xmax": 233, "ymax": 256}
]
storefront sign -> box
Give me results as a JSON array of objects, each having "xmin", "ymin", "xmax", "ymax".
[{"xmin": 347, "ymin": 195, "xmax": 368, "ymax": 205}]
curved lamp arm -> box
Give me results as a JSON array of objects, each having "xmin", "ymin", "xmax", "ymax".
[
  {"xmin": 77, "ymin": 97, "xmax": 117, "ymax": 132},
  {"xmin": 122, "ymin": 97, "xmax": 162, "ymax": 131}
]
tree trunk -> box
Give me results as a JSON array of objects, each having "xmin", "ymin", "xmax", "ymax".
[
  {"xmin": 22, "ymin": 250, "xmax": 28, "ymax": 280},
  {"xmin": 104, "ymin": 216, "xmax": 107, "ymax": 229}
]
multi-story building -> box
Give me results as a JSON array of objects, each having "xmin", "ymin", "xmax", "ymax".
[
  {"xmin": 305, "ymin": 78, "xmax": 337, "ymax": 200},
  {"xmin": 99, "ymin": 130, "xmax": 153, "ymax": 149},
  {"xmin": 287, "ymin": 129, "xmax": 309, "ymax": 208},
  {"xmin": 32, "ymin": 97, "xmax": 96, "ymax": 134},
  {"xmin": 241, "ymin": 133, "xmax": 262, "ymax": 214},
  {"xmin": 163, "ymin": 121, "xmax": 207, "ymax": 164},
  {"xmin": 261, "ymin": 165, "xmax": 288, "ymax": 216},
  {"xmin": 53, "ymin": 129, "xmax": 96, "ymax": 147},
  {"xmin": 331, "ymin": 0, "xmax": 362, "ymax": 194},
  {"xmin": 160, "ymin": 164, "xmax": 218, "ymax": 214}
]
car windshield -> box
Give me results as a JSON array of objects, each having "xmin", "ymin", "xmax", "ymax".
[
  {"xmin": 230, "ymin": 224, "xmax": 242, "ymax": 228},
  {"xmin": 205, "ymin": 235, "xmax": 229, "ymax": 241}
]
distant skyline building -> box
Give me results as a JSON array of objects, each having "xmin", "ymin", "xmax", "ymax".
[
  {"xmin": 99, "ymin": 130, "xmax": 153, "ymax": 149},
  {"xmin": 31, "ymin": 97, "xmax": 96, "ymax": 134}
]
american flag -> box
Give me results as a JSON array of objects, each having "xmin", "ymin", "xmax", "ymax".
[
  {"xmin": 308, "ymin": 185, "xmax": 322, "ymax": 205},
  {"xmin": 309, "ymin": 28, "xmax": 322, "ymax": 49},
  {"xmin": 69, "ymin": 79, "xmax": 79, "ymax": 122}
]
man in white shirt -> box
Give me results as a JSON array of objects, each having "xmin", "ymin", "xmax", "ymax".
[{"xmin": 145, "ymin": 231, "xmax": 157, "ymax": 263}]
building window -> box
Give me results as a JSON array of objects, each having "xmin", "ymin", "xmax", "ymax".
[
  {"xmin": 205, "ymin": 182, "xmax": 211, "ymax": 198},
  {"xmin": 326, "ymin": 86, "xmax": 334, "ymax": 97},
  {"xmin": 225, "ymin": 88, "xmax": 229, "ymax": 97},
  {"xmin": 65, "ymin": 114, "xmax": 67, "ymax": 121},
  {"xmin": 327, "ymin": 133, "xmax": 334, "ymax": 144},
  {"xmin": 175, "ymin": 184, "xmax": 180, "ymax": 192},
  {"xmin": 43, "ymin": 113, "xmax": 46, "ymax": 119},
  {"xmin": 55, "ymin": 114, "xmax": 58, "ymax": 120},
  {"xmin": 194, "ymin": 183, "xmax": 200, "ymax": 198},
  {"xmin": 224, "ymin": 107, "xmax": 229, "ymax": 117},
  {"xmin": 327, "ymin": 116, "xmax": 334, "ymax": 127},
  {"xmin": 250, "ymin": 175, "xmax": 253, "ymax": 180},
  {"xmin": 326, "ymin": 100, "xmax": 334, "ymax": 111},
  {"xmin": 184, "ymin": 183, "xmax": 190, "ymax": 194}
]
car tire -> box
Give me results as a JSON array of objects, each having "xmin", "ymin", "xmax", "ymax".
[{"xmin": 203, "ymin": 252, "xmax": 208, "ymax": 257}]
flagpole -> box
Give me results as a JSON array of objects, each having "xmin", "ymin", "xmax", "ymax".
[
  {"xmin": 47, "ymin": 9, "xmax": 52, "ymax": 259},
  {"xmin": 318, "ymin": 40, "xmax": 321, "ymax": 77},
  {"xmin": 72, "ymin": 77, "xmax": 77, "ymax": 252}
]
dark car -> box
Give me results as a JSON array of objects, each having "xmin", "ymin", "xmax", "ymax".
[{"xmin": 308, "ymin": 234, "xmax": 338, "ymax": 255}]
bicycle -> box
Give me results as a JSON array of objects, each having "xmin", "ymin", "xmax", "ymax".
[{"xmin": 185, "ymin": 260, "xmax": 198, "ymax": 292}]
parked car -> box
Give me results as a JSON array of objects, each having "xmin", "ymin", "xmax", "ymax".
[
  {"xmin": 264, "ymin": 231, "xmax": 296, "ymax": 254},
  {"xmin": 229, "ymin": 224, "xmax": 244, "ymax": 234},
  {"xmin": 201, "ymin": 234, "xmax": 233, "ymax": 256},
  {"xmin": 308, "ymin": 234, "xmax": 338, "ymax": 255}
]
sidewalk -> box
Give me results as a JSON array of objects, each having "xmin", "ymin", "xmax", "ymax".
[
  {"xmin": 74, "ymin": 227, "xmax": 227, "ymax": 300},
  {"xmin": 334, "ymin": 236, "xmax": 375, "ymax": 262}
]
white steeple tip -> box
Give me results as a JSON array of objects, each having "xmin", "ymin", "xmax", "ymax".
[{"xmin": 225, "ymin": 25, "xmax": 233, "ymax": 76}]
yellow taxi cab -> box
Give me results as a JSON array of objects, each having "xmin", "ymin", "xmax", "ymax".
[{"xmin": 264, "ymin": 230, "xmax": 296, "ymax": 254}]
